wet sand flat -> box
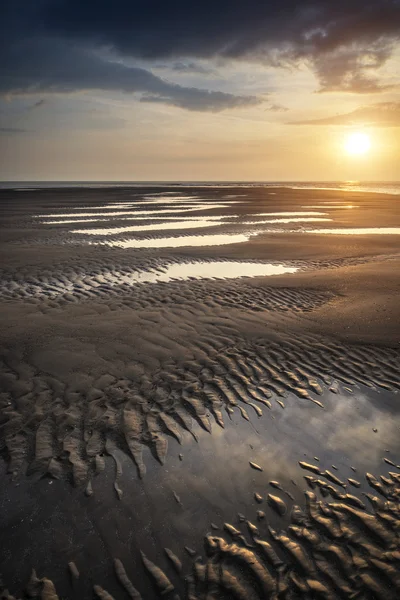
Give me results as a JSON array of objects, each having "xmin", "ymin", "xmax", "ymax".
[{"xmin": 0, "ymin": 184, "xmax": 399, "ymax": 599}]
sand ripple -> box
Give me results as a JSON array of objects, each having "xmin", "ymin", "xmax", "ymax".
[{"xmin": 1, "ymin": 331, "xmax": 398, "ymax": 485}]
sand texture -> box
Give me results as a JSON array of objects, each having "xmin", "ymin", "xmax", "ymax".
[{"xmin": 0, "ymin": 184, "xmax": 399, "ymax": 599}]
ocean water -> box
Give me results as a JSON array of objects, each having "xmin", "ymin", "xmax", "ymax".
[{"xmin": 1, "ymin": 181, "xmax": 400, "ymax": 194}]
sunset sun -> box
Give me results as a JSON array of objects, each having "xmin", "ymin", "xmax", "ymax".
[{"xmin": 345, "ymin": 132, "xmax": 371, "ymax": 156}]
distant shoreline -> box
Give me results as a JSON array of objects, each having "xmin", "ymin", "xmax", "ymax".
[{"xmin": 1, "ymin": 180, "xmax": 400, "ymax": 195}]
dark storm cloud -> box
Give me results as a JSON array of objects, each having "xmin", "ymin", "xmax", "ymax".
[
  {"xmin": 31, "ymin": 99, "xmax": 46, "ymax": 109},
  {"xmin": 0, "ymin": 37, "xmax": 259, "ymax": 111},
  {"xmin": 139, "ymin": 88, "xmax": 256, "ymax": 111},
  {"xmin": 311, "ymin": 43, "xmax": 396, "ymax": 92},
  {"xmin": 1, "ymin": 0, "xmax": 400, "ymax": 99},
  {"xmin": 290, "ymin": 102, "xmax": 400, "ymax": 126},
  {"xmin": 169, "ymin": 62, "xmax": 216, "ymax": 75},
  {"xmin": 0, "ymin": 127, "xmax": 29, "ymax": 133}
]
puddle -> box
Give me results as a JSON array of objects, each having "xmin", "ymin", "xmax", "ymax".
[
  {"xmin": 303, "ymin": 205, "xmax": 355, "ymax": 209},
  {"xmin": 142, "ymin": 191, "xmax": 177, "ymax": 195},
  {"xmin": 137, "ymin": 200, "xmax": 200, "ymax": 205},
  {"xmin": 143, "ymin": 195, "xmax": 200, "ymax": 203},
  {"xmin": 147, "ymin": 261, "xmax": 298, "ymax": 281},
  {"xmin": 73, "ymin": 197, "xmax": 204, "ymax": 210},
  {"xmin": 243, "ymin": 217, "xmax": 332, "ymax": 225},
  {"xmin": 77, "ymin": 261, "xmax": 297, "ymax": 285},
  {"xmin": 100, "ymin": 204, "xmax": 138, "ymax": 209},
  {"xmin": 74, "ymin": 202, "xmax": 200, "ymax": 209},
  {"xmin": 255, "ymin": 211, "xmax": 326, "ymax": 216},
  {"xmin": 37, "ymin": 204, "xmax": 228, "ymax": 218},
  {"xmin": 305, "ymin": 227, "xmax": 400, "ymax": 235},
  {"xmin": 38, "ymin": 211, "xmax": 144, "ymax": 218},
  {"xmin": 49, "ymin": 204, "xmax": 138, "ymax": 211},
  {"xmin": 0, "ymin": 260, "xmax": 296, "ymax": 302},
  {"xmin": 144, "ymin": 193, "xmax": 196, "ymax": 198},
  {"xmin": 42, "ymin": 215, "xmax": 229, "ymax": 225},
  {"xmin": 125, "ymin": 215, "xmax": 228, "ymax": 221},
  {"xmin": 89, "ymin": 202, "xmax": 200, "ymax": 209},
  {"xmin": 44, "ymin": 219, "xmax": 111, "ymax": 224},
  {"xmin": 107, "ymin": 233, "xmax": 251, "ymax": 248},
  {"xmin": 71, "ymin": 220, "xmax": 224, "ymax": 235},
  {"xmin": 38, "ymin": 212, "xmax": 141, "ymax": 218}
]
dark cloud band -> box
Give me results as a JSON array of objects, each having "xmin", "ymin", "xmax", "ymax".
[
  {"xmin": 0, "ymin": 38, "xmax": 260, "ymax": 111},
  {"xmin": 1, "ymin": 0, "xmax": 400, "ymax": 105}
]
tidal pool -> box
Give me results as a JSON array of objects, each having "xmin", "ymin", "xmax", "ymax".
[
  {"xmin": 71, "ymin": 220, "xmax": 223, "ymax": 235},
  {"xmin": 305, "ymin": 227, "xmax": 400, "ymax": 235}
]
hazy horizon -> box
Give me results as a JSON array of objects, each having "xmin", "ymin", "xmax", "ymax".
[{"xmin": 2, "ymin": 179, "xmax": 400, "ymax": 184}]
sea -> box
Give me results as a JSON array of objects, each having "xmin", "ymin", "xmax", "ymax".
[{"xmin": 1, "ymin": 181, "xmax": 400, "ymax": 195}]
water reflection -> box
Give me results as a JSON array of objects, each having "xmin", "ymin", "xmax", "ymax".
[
  {"xmin": 243, "ymin": 217, "xmax": 332, "ymax": 224},
  {"xmin": 37, "ymin": 204, "xmax": 228, "ymax": 218},
  {"xmin": 92, "ymin": 204, "xmax": 137, "ymax": 209},
  {"xmin": 303, "ymin": 205, "xmax": 356, "ymax": 209},
  {"xmin": 305, "ymin": 227, "xmax": 400, "ymax": 235},
  {"xmin": 0, "ymin": 376, "xmax": 398, "ymax": 600},
  {"xmin": 143, "ymin": 195, "xmax": 200, "ymax": 203},
  {"xmin": 71, "ymin": 220, "xmax": 223, "ymax": 235},
  {"xmin": 45, "ymin": 218, "xmax": 109, "ymax": 224},
  {"xmin": 255, "ymin": 211, "xmax": 326, "ymax": 216},
  {"xmin": 100, "ymin": 261, "xmax": 296, "ymax": 285},
  {"xmin": 43, "ymin": 215, "xmax": 230, "ymax": 225},
  {"xmin": 3, "ymin": 383, "xmax": 396, "ymax": 598},
  {"xmin": 149, "ymin": 261, "xmax": 298, "ymax": 281}
]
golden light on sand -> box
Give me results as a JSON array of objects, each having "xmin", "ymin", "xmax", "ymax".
[{"xmin": 345, "ymin": 132, "xmax": 371, "ymax": 156}]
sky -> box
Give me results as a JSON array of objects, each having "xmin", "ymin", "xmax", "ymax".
[{"xmin": 1, "ymin": 0, "xmax": 400, "ymax": 181}]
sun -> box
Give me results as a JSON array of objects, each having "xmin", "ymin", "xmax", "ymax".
[{"xmin": 345, "ymin": 132, "xmax": 371, "ymax": 156}]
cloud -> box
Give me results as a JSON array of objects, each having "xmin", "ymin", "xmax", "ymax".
[
  {"xmin": 0, "ymin": 127, "xmax": 29, "ymax": 133},
  {"xmin": 0, "ymin": 38, "xmax": 260, "ymax": 112},
  {"xmin": 139, "ymin": 88, "xmax": 257, "ymax": 112},
  {"xmin": 290, "ymin": 102, "xmax": 400, "ymax": 126},
  {"xmin": 31, "ymin": 99, "xmax": 46, "ymax": 109},
  {"xmin": 1, "ymin": 0, "xmax": 400, "ymax": 98},
  {"xmin": 311, "ymin": 42, "xmax": 396, "ymax": 93},
  {"xmin": 169, "ymin": 62, "xmax": 216, "ymax": 75},
  {"xmin": 266, "ymin": 103, "xmax": 289, "ymax": 112}
]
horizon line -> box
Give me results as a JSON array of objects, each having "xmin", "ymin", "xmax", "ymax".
[{"xmin": 1, "ymin": 179, "xmax": 399, "ymax": 184}]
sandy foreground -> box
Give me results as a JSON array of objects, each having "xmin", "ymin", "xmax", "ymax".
[{"xmin": 0, "ymin": 185, "xmax": 399, "ymax": 599}]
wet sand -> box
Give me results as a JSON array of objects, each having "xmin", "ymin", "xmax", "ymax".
[{"xmin": 0, "ymin": 185, "xmax": 399, "ymax": 599}]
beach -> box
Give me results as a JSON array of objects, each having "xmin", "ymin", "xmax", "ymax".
[{"xmin": 0, "ymin": 183, "xmax": 399, "ymax": 599}]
